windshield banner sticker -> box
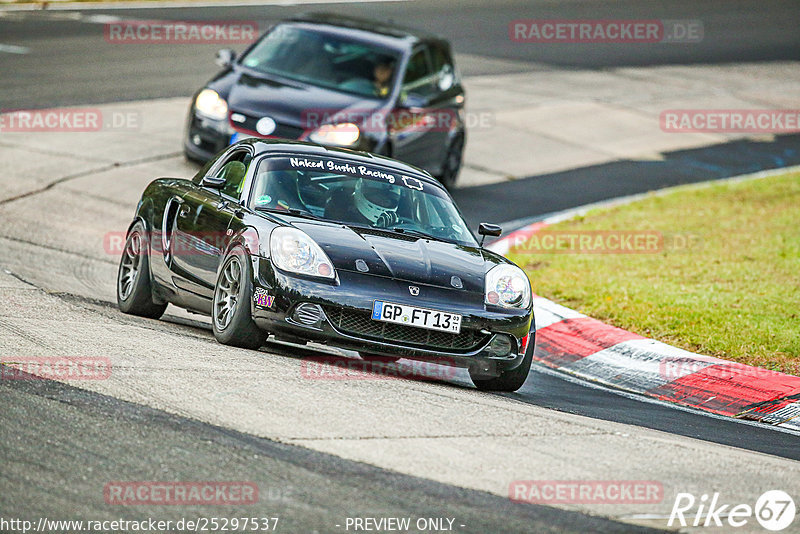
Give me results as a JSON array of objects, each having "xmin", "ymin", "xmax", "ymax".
[
  {"xmin": 289, "ymin": 157, "xmax": 424, "ymax": 187},
  {"xmin": 401, "ymin": 176, "xmax": 424, "ymax": 191}
]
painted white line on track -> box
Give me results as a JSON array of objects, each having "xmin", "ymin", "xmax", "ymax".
[
  {"xmin": 82, "ymin": 13, "xmax": 121, "ymax": 23},
  {"xmin": 0, "ymin": 43, "xmax": 30, "ymax": 54},
  {"xmin": 0, "ymin": 11, "xmax": 121, "ymax": 22},
  {"xmin": 1, "ymin": 0, "xmax": 409, "ymax": 12}
]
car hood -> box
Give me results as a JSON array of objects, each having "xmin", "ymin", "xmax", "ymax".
[
  {"xmin": 215, "ymin": 68, "xmax": 386, "ymax": 130},
  {"xmin": 292, "ymin": 221, "xmax": 489, "ymax": 292}
]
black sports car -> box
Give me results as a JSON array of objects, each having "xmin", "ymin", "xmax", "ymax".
[
  {"xmin": 118, "ymin": 140, "xmax": 534, "ymax": 391},
  {"xmin": 183, "ymin": 13, "xmax": 466, "ymax": 188}
]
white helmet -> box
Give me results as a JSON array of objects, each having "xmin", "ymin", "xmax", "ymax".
[{"xmin": 354, "ymin": 178, "xmax": 400, "ymax": 225}]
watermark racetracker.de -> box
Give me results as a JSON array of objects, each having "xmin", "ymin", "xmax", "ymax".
[
  {"xmin": 509, "ymin": 19, "xmax": 703, "ymax": 43},
  {"xmin": 508, "ymin": 230, "xmax": 703, "ymax": 255},
  {"xmin": 301, "ymin": 356, "xmax": 458, "ymax": 381},
  {"xmin": 297, "ymin": 108, "xmax": 495, "ymax": 135},
  {"xmin": 1, "ymin": 357, "xmax": 111, "ymax": 380},
  {"xmin": 104, "ymin": 481, "xmax": 258, "ymax": 505},
  {"xmin": 659, "ymin": 357, "xmax": 800, "ymax": 382},
  {"xmin": 104, "ymin": 229, "xmax": 261, "ymax": 258},
  {"xmin": 104, "ymin": 20, "xmax": 259, "ymax": 45},
  {"xmin": 661, "ymin": 110, "xmax": 800, "ymax": 133},
  {"xmin": 509, "ymin": 480, "xmax": 664, "ymax": 504},
  {"xmin": 0, "ymin": 108, "xmax": 141, "ymax": 132}
]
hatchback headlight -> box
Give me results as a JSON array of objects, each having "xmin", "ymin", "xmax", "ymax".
[
  {"xmin": 308, "ymin": 123, "xmax": 360, "ymax": 146},
  {"xmin": 269, "ymin": 227, "xmax": 335, "ymax": 279},
  {"xmin": 195, "ymin": 89, "xmax": 228, "ymax": 121},
  {"xmin": 485, "ymin": 264, "xmax": 531, "ymax": 308}
]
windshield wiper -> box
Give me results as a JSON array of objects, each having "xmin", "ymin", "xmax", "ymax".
[
  {"xmin": 346, "ymin": 224, "xmax": 457, "ymax": 244},
  {"xmin": 388, "ymin": 228, "xmax": 438, "ymax": 240},
  {"xmin": 387, "ymin": 227, "xmax": 461, "ymax": 244},
  {"xmin": 254, "ymin": 207, "xmax": 322, "ymax": 221}
]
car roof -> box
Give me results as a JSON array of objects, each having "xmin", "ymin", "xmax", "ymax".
[
  {"xmin": 242, "ymin": 138, "xmax": 444, "ymax": 189},
  {"xmin": 285, "ymin": 12, "xmax": 448, "ymax": 51}
]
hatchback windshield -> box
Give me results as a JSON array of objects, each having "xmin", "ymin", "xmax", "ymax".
[
  {"xmin": 239, "ymin": 25, "xmax": 401, "ymax": 99},
  {"xmin": 250, "ymin": 157, "xmax": 477, "ymax": 246}
]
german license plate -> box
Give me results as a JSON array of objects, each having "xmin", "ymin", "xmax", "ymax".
[{"xmin": 371, "ymin": 300, "xmax": 462, "ymax": 334}]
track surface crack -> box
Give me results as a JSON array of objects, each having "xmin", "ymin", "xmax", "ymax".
[{"xmin": 0, "ymin": 151, "xmax": 180, "ymax": 206}]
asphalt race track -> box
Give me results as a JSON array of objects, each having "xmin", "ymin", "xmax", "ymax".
[
  {"xmin": 2, "ymin": 1, "xmax": 799, "ymax": 532},
  {"xmin": 2, "ymin": 0, "xmax": 800, "ymax": 109},
  {"xmin": 1, "ymin": 375, "xmax": 661, "ymax": 533}
]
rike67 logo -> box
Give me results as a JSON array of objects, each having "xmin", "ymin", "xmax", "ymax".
[{"xmin": 669, "ymin": 490, "xmax": 796, "ymax": 531}]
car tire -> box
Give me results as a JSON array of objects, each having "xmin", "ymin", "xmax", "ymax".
[
  {"xmin": 436, "ymin": 134, "xmax": 464, "ymax": 190},
  {"xmin": 469, "ymin": 339, "xmax": 533, "ymax": 392},
  {"xmin": 212, "ymin": 247, "xmax": 267, "ymax": 350},
  {"xmin": 117, "ymin": 221, "xmax": 168, "ymax": 319},
  {"xmin": 359, "ymin": 352, "xmax": 401, "ymax": 363}
]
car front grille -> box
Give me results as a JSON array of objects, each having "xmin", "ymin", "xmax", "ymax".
[
  {"xmin": 324, "ymin": 307, "xmax": 488, "ymax": 351},
  {"xmin": 230, "ymin": 112, "xmax": 305, "ymax": 140}
]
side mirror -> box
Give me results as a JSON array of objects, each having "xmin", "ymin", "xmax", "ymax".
[
  {"xmin": 478, "ymin": 222, "xmax": 502, "ymax": 247},
  {"xmin": 201, "ymin": 175, "xmax": 226, "ymax": 189},
  {"xmin": 438, "ymin": 70, "xmax": 455, "ymax": 92},
  {"xmin": 215, "ymin": 49, "xmax": 236, "ymax": 68}
]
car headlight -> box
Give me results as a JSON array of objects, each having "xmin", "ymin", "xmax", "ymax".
[
  {"xmin": 308, "ymin": 123, "xmax": 360, "ymax": 146},
  {"xmin": 485, "ymin": 264, "xmax": 531, "ymax": 308},
  {"xmin": 195, "ymin": 89, "xmax": 228, "ymax": 121},
  {"xmin": 269, "ymin": 227, "xmax": 335, "ymax": 279}
]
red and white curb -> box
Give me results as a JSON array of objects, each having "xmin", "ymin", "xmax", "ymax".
[{"xmin": 487, "ymin": 167, "xmax": 800, "ymax": 431}]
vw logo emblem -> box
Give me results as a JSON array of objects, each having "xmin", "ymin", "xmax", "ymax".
[
  {"xmin": 408, "ymin": 285, "xmax": 420, "ymax": 296},
  {"xmin": 256, "ymin": 116, "xmax": 277, "ymax": 136}
]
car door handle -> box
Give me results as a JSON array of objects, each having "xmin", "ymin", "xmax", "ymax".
[{"xmin": 217, "ymin": 201, "xmax": 229, "ymax": 210}]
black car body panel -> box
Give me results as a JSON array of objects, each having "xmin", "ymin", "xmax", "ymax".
[{"xmin": 129, "ymin": 140, "xmax": 533, "ymax": 376}]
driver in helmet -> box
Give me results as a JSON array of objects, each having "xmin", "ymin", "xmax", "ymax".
[
  {"xmin": 326, "ymin": 178, "xmax": 401, "ymax": 228},
  {"xmin": 355, "ymin": 178, "xmax": 401, "ymax": 227}
]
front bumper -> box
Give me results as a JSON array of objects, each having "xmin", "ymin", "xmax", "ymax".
[
  {"xmin": 249, "ymin": 258, "xmax": 534, "ymax": 375},
  {"xmin": 184, "ymin": 106, "xmax": 386, "ymax": 163}
]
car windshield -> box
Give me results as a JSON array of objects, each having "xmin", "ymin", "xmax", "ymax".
[
  {"xmin": 250, "ymin": 157, "xmax": 477, "ymax": 246},
  {"xmin": 238, "ymin": 25, "xmax": 401, "ymax": 99}
]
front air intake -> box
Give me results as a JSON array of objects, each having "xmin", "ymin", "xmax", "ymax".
[{"xmin": 292, "ymin": 303, "xmax": 324, "ymax": 325}]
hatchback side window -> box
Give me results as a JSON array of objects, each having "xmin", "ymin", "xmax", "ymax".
[
  {"xmin": 205, "ymin": 149, "xmax": 251, "ymax": 200},
  {"xmin": 402, "ymin": 48, "xmax": 437, "ymax": 99},
  {"xmin": 403, "ymin": 49, "xmax": 430, "ymax": 85}
]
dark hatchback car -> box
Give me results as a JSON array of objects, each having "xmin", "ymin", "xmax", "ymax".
[
  {"xmin": 184, "ymin": 13, "xmax": 466, "ymax": 188},
  {"xmin": 119, "ymin": 140, "xmax": 534, "ymax": 391}
]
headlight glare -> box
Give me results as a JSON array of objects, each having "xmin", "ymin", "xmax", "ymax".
[
  {"xmin": 269, "ymin": 227, "xmax": 335, "ymax": 279},
  {"xmin": 195, "ymin": 89, "xmax": 228, "ymax": 120},
  {"xmin": 308, "ymin": 123, "xmax": 360, "ymax": 146},
  {"xmin": 485, "ymin": 264, "xmax": 531, "ymax": 308}
]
